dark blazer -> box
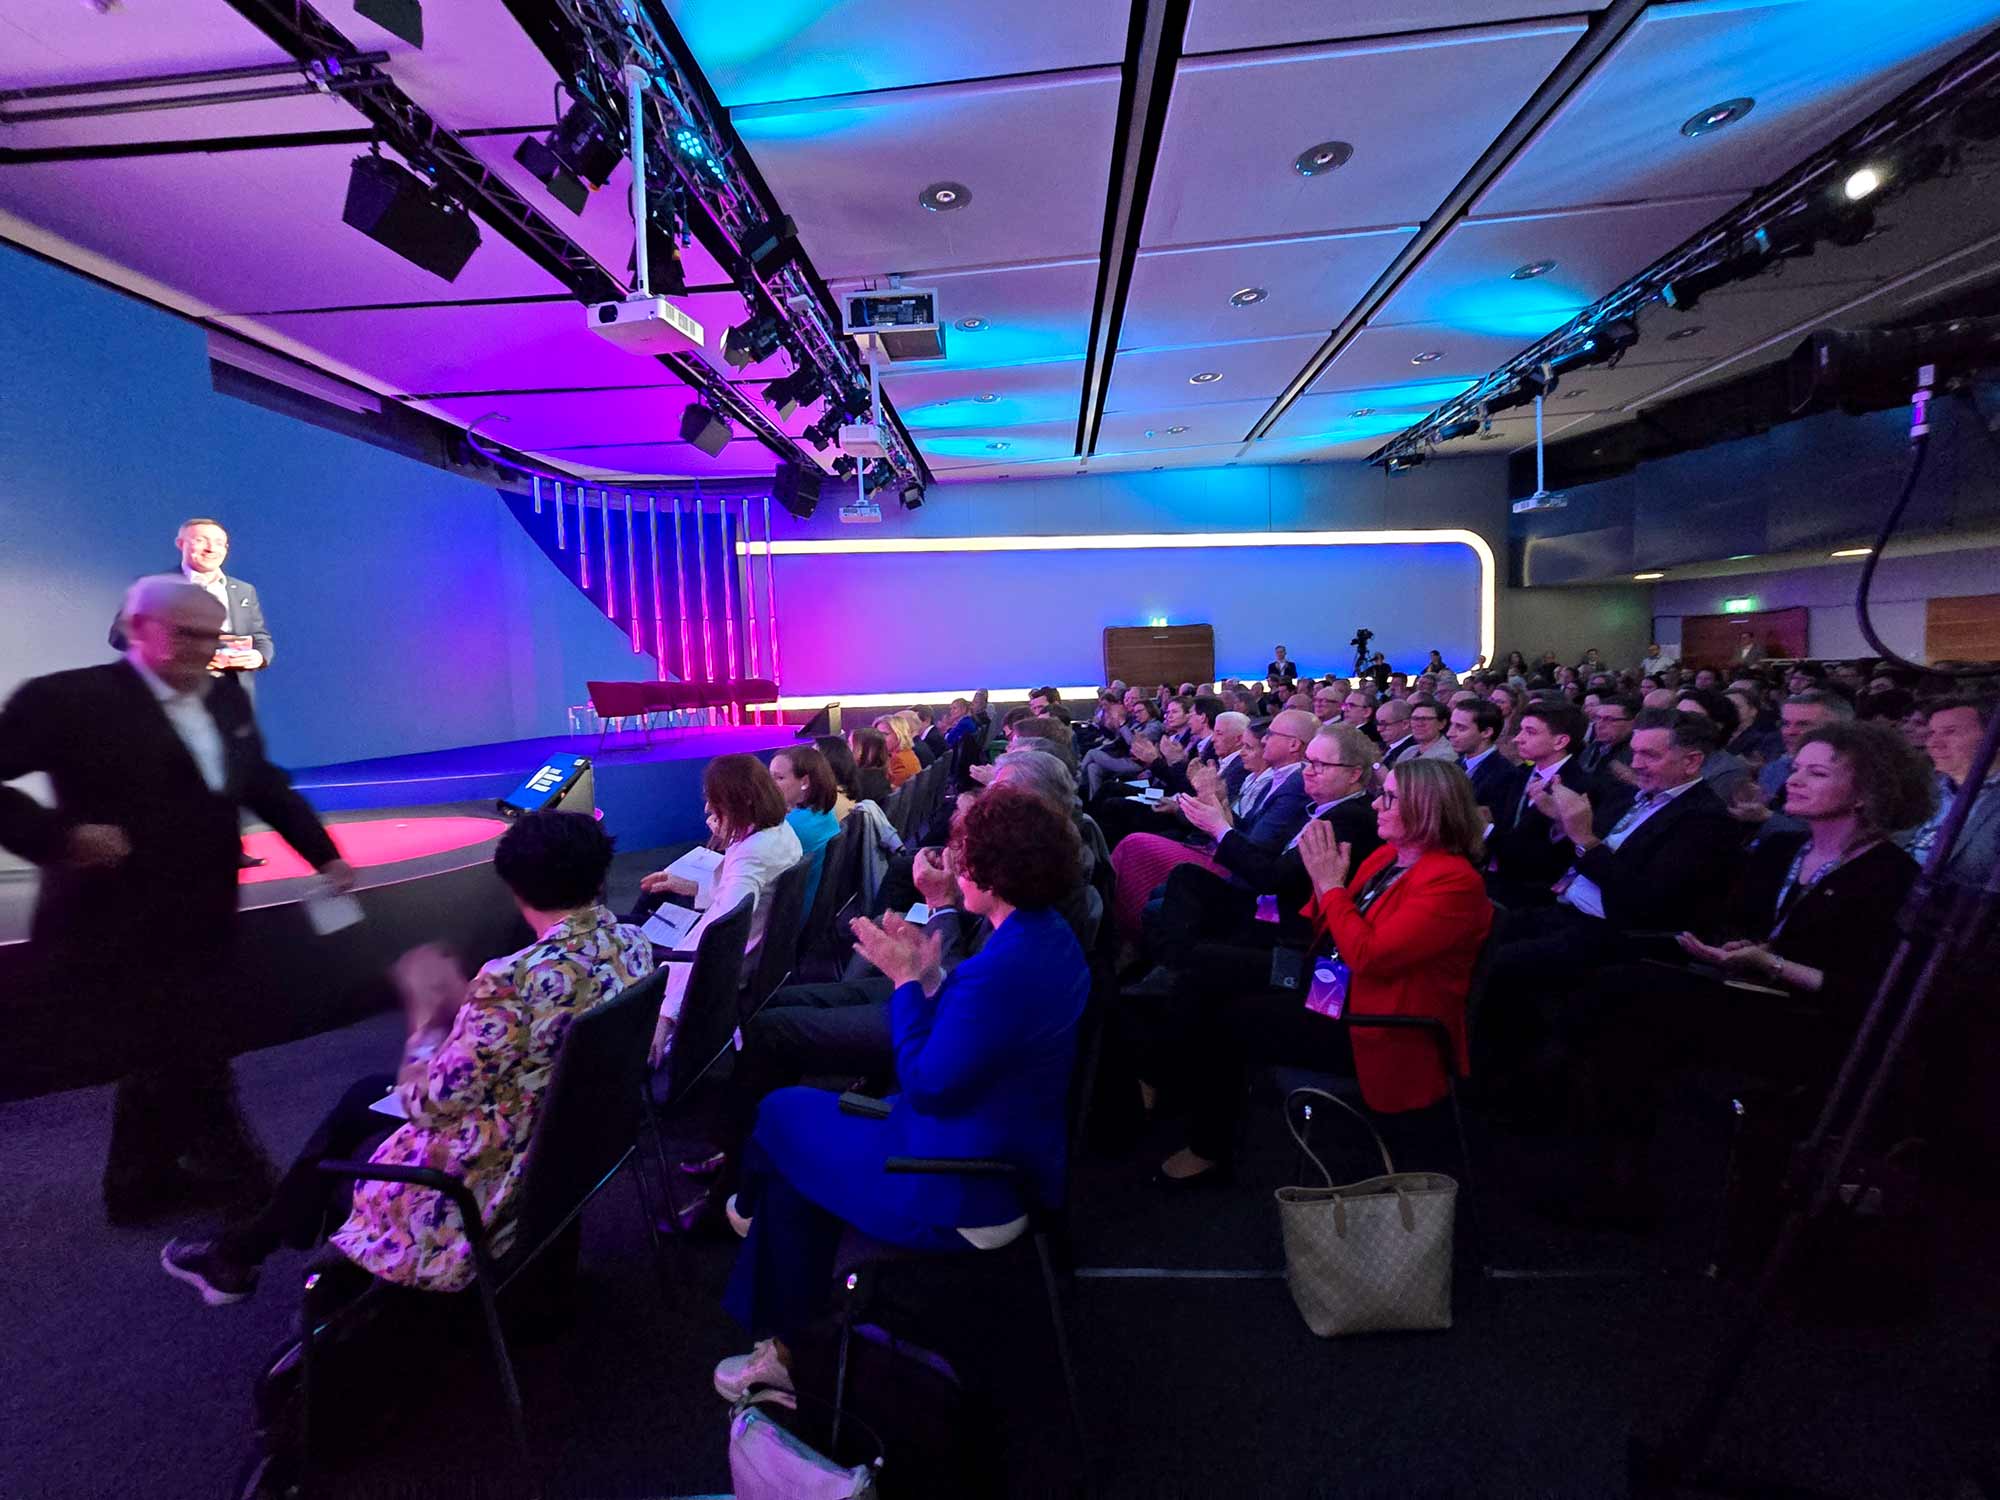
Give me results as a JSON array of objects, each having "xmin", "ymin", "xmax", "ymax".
[
  {"xmin": 1567, "ymin": 779, "xmax": 1743, "ymax": 933},
  {"xmin": 1233, "ymin": 765, "xmax": 1312, "ymax": 856},
  {"xmin": 1486, "ymin": 756, "xmax": 1623, "ymax": 905},
  {"xmin": 0, "ymin": 661, "xmax": 335, "ymax": 980},
  {"xmin": 108, "ymin": 572, "xmax": 275, "ymax": 668},
  {"xmin": 856, "ymin": 766, "xmax": 893, "ymax": 805},
  {"xmin": 1215, "ymin": 791, "xmax": 1379, "ymax": 897},
  {"xmin": 1266, "ymin": 660, "xmax": 1298, "ymax": 683},
  {"xmin": 1218, "ymin": 752, "xmax": 1251, "ymax": 803},
  {"xmin": 1725, "ymin": 834, "xmax": 1917, "ymax": 1024},
  {"xmin": 1465, "ymin": 750, "xmax": 1525, "ymax": 826}
]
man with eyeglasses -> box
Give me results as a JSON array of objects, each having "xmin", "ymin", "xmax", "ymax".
[
  {"xmin": 1341, "ymin": 686, "xmax": 1383, "ymax": 745},
  {"xmin": 1582, "ymin": 694, "xmax": 1641, "ymax": 777},
  {"xmin": 0, "ymin": 577, "xmax": 351, "ymax": 1224}
]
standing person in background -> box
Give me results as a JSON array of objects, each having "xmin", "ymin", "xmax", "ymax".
[
  {"xmin": 3, "ymin": 577, "xmax": 351, "ymax": 1224},
  {"xmin": 1639, "ymin": 642, "xmax": 1676, "ymax": 678},
  {"xmin": 110, "ymin": 518, "xmax": 273, "ymax": 681},
  {"xmin": 1267, "ymin": 645, "xmax": 1299, "ymax": 685}
]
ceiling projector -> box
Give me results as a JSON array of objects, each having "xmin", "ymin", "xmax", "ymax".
[
  {"xmin": 837, "ymin": 421, "xmax": 887, "ymax": 456},
  {"xmin": 842, "ymin": 287, "xmax": 945, "ymax": 363},
  {"xmin": 588, "ymin": 295, "xmax": 706, "ymax": 358}
]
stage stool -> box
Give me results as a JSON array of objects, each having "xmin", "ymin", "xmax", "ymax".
[{"xmin": 299, "ymin": 966, "xmax": 672, "ymax": 1485}]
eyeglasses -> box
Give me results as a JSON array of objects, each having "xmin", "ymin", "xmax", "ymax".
[
  {"xmin": 1374, "ymin": 788, "xmax": 1397, "ymax": 807},
  {"xmin": 1303, "ymin": 757, "xmax": 1364, "ymax": 771},
  {"xmin": 1410, "ymin": 713, "xmax": 1443, "ymax": 724}
]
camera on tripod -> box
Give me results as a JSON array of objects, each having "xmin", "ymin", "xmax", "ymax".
[{"xmin": 1350, "ymin": 627, "xmax": 1374, "ymax": 675}]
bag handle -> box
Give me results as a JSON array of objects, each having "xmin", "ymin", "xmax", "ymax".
[{"xmin": 1284, "ymin": 1087, "xmax": 1395, "ymax": 1187}]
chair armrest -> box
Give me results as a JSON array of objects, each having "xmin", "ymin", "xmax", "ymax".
[
  {"xmin": 883, "ymin": 1156, "xmax": 1021, "ymax": 1179},
  {"xmin": 317, "ymin": 1158, "xmax": 484, "ymax": 1235}
]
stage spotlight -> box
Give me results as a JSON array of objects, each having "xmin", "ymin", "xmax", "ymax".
[
  {"xmin": 1386, "ymin": 453, "xmax": 1425, "ymax": 473},
  {"xmin": 514, "ymin": 99, "xmax": 622, "ymax": 216},
  {"xmin": 722, "ymin": 314, "xmax": 783, "ymax": 370},
  {"xmin": 680, "ymin": 402, "xmax": 732, "ymax": 457},
  {"xmin": 742, "ymin": 216, "xmax": 800, "ymax": 281},
  {"xmin": 800, "ymin": 415, "xmax": 838, "ymax": 451},
  {"xmin": 831, "ymin": 455, "xmax": 859, "ymax": 479},
  {"xmin": 773, "ymin": 460, "xmax": 822, "ymax": 519},
  {"xmin": 356, "ymin": 0, "xmax": 423, "ymax": 47},
  {"xmin": 862, "ymin": 459, "xmax": 896, "ymax": 494},
  {"xmin": 342, "ymin": 150, "xmax": 480, "ymax": 281},
  {"xmin": 1434, "ymin": 417, "xmax": 1482, "ymax": 442},
  {"xmin": 899, "ymin": 480, "xmax": 926, "ymax": 511},
  {"xmin": 671, "ymin": 123, "xmax": 728, "ymax": 185},
  {"xmin": 1661, "ymin": 230, "xmax": 1772, "ymax": 312},
  {"xmin": 765, "ymin": 366, "xmax": 825, "ymax": 420},
  {"xmin": 1787, "ymin": 313, "xmax": 2000, "ymax": 413},
  {"xmin": 1541, "ymin": 317, "xmax": 1637, "ymax": 380}
]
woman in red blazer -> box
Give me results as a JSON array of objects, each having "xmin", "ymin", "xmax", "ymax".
[{"xmin": 1154, "ymin": 758, "xmax": 1493, "ymax": 1186}]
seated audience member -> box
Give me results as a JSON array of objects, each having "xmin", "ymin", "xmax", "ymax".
[
  {"xmin": 713, "ymin": 787, "xmax": 1090, "ymax": 1401},
  {"xmin": 1205, "ymin": 710, "xmax": 1254, "ymax": 800},
  {"xmin": 1145, "ymin": 760, "xmax": 1494, "ymax": 1185},
  {"xmin": 1311, "ymin": 683, "xmax": 1344, "ymax": 726},
  {"xmin": 913, "ymin": 705, "xmax": 948, "ymax": 762},
  {"xmin": 643, "ymin": 754, "xmax": 804, "ymax": 1063},
  {"xmin": 1141, "ymin": 724, "xmax": 1382, "ymax": 977},
  {"xmin": 160, "ymin": 812, "xmax": 650, "ymax": 1305},
  {"xmin": 876, "ymin": 715, "xmax": 922, "ymax": 789},
  {"xmin": 1750, "ymin": 689, "xmax": 1855, "ymax": 826},
  {"xmin": 1107, "ymin": 709, "xmax": 1317, "ymax": 945},
  {"xmin": 1005, "ymin": 711, "xmax": 1080, "ymax": 780},
  {"xmin": 1558, "ymin": 722, "xmax": 1932, "ymax": 1220},
  {"xmin": 818, "ymin": 733, "xmax": 866, "ymax": 819},
  {"xmin": 849, "ymin": 727, "xmax": 896, "ymax": 805},
  {"xmin": 769, "ymin": 745, "xmax": 841, "ymax": 912},
  {"xmin": 1402, "ymin": 696, "xmax": 1458, "ymax": 763},
  {"xmin": 1676, "ymin": 687, "xmax": 1757, "ymax": 808},
  {"xmin": 1374, "ymin": 699, "xmax": 1420, "ymax": 766},
  {"xmin": 1341, "ymin": 685, "xmax": 1382, "ymax": 744},
  {"xmin": 1725, "ymin": 685, "xmax": 1781, "ymax": 764},
  {"xmin": 1029, "ymin": 685, "xmax": 1074, "ymax": 722},
  {"xmin": 1639, "ymin": 642, "xmax": 1676, "ymax": 678},
  {"xmin": 1899, "ymin": 696, "xmax": 2000, "ymax": 886},
  {"xmin": 1581, "ymin": 694, "xmax": 1641, "ymax": 779},
  {"xmin": 1485, "ymin": 699, "xmax": 1614, "ymax": 908},
  {"xmin": 1426, "ymin": 650, "xmax": 1449, "ymax": 676},
  {"xmin": 1448, "ymin": 698, "xmax": 1524, "ymax": 823}
]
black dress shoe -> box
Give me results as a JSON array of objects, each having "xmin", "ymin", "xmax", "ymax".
[{"xmin": 238, "ymin": 852, "xmax": 267, "ymax": 869}]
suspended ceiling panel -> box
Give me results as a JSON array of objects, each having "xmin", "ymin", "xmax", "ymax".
[
  {"xmin": 0, "ymin": 145, "xmax": 567, "ymax": 314},
  {"xmin": 883, "ymin": 359, "xmax": 1087, "ymax": 431},
  {"xmin": 1107, "ymin": 332, "xmax": 1328, "ymax": 412},
  {"xmin": 915, "ymin": 419, "xmax": 1077, "ymax": 470},
  {"xmin": 340, "ymin": 0, "xmax": 558, "ymax": 131},
  {"xmin": 1372, "ymin": 195, "xmax": 1742, "ymax": 333},
  {"xmin": 0, "ymin": 0, "xmax": 294, "ymax": 84},
  {"xmin": 1097, "ymin": 399, "xmax": 1273, "ymax": 452},
  {"xmin": 660, "ymin": 0, "xmax": 1128, "ymax": 109},
  {"xmin": 1182, "ymin": 0, "xmax": 1601, "ymax": 56},
  {"xmin": 1143, "ymin": 22, "xmax": 1583, "ymax": 250},
  {"xmin": 1084, "ymin": 442, "xmax": 1258, "ymax": 473},
  {"xmin": 1479, "ymin": 0, "xmax": 2000, "ymax": 214},
  {"xmin": 223, "ymin": 298, "xmax": 689, "ymax": 399},
  {"xmin": 1120, "ymin": 228, "xmax": 1415, "ymax": 349},
  {"xmin": 1310, "ymin": 323, "xmax": 1549, "ymax": 394},
  {"xmin": 831, "ymin": 259, "xmax": 1101, "ymax": 372},
  {"xmin": 1270, "ymin": 379, "xmax": 1485, "ymax": 442},
  {"xmin": 731, "ymin": 71, "xmax": 1121, "ymax": 278}
]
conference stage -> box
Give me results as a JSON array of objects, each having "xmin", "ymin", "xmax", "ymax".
[{"xmin": 0, "ymin": 724, "xmax": 793, "ymax": 1100}]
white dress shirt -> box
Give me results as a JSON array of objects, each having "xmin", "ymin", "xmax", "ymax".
[
  {"xmin": 1558, "ymin": 776, "xmax": 1701, "ymax": 919},
  {"xmin": 184, "ymin": 567, "xmax": 232, "ymax": 626},
  {"xmin": 128, "ymin": 654, "xmax": 226, "ymax": 793}
]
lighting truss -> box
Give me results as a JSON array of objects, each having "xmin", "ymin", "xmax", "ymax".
[
  {"xmin": 553, "ymin": 0, "xmax": 932, "ymax": 491},
  {"xmin": 1367, "ymin": 28, "xmax": 2000, "ymax": 470}
]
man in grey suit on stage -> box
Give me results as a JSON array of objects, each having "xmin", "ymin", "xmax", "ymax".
[{"xmin": 110, "ymin": 518, "xmax": 274, "ymax": 677}]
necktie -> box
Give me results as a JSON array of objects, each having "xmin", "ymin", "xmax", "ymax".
[
  {"xmin": 1606, "ymin": 789, "xmax": 1661, "ymax": 841},
  {"xmin": 1512, "ymin": 770, "xmax": 1546, "ymax": 830}
]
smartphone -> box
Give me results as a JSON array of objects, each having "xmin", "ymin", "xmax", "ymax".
[{"xmin": 838, "ymin": 1091, "xmax": 893, "ymax": 1120}]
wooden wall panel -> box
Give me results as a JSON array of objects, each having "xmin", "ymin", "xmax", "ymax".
[
  {"xmin": 1926, "ymin": 593, "xmax": 2000, "ymax": 663},
  {"xmin": 1104, "ymin": 625, "xmax": 1214, "ymax": 689}
]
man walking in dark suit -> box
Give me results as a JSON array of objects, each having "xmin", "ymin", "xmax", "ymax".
[
  {"xmin": 109, "ymin": 517, "xmax": 274, "ymax": 679},
  {"xmin": 3, "ymin": 577, "xmax": 350, "ymax": 1223}
]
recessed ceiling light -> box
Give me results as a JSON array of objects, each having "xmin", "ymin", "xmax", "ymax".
[
  {"xmin": 1681, "ymin": 98, "xmax": 1754, "ymax": 137},
  {"xmin": 1634, "ymin": 571, "xmax": 1666, "ymax": 581},
  {"xmin": 1843, "ymin": 165, "xmax": 1884, "ymax": 201},
  {"xmin": 1144, "ymin": 429, "xmax": 1157, "ymax": 438},
  {"xmin": 1665, "ymin": 325, "xmax": 1705, "ymax": 341},
  {"xmin": 1830, "ymin": 546, "xmax": 1873, "ymax": 558},
  {"xmin": 974, "ymin": 392, "xmax": 997, "ymax": 403},
  {"xmin": 1350, "ymin": 407, "xmax": 1375, "ymax": 417},
  {"xmin": 1229, "ymin": 286, "xmax": 1268, "ymax": 307},
  {"xmin": 1511, "ymin": 260, "xmax": 1557, "ymax": 280},
  {"xmin": 1189, "ymin": 371, "xmax": 1222, "ymax": 384},
  {"xmin": 1293, "ymin": 140, "xmax": 1353, "ymax": 178},
  {"xmin": 1166, "ymin": 424, "xmax": 1189, "ymax": 434},
  {"xmin": 955, "ymin": 316, "xmax": 987, "ymax": 331},
  {"xmin": 1728, "ymin": 553, "xmax": 1757, "ymax": 561},
  {"xmin": 919, "ymin": 180, "xmax": 971, "ymax": 212},
  {"xmin": 1410, "ymin": 350, "xmax": 1443, "ymax": 364},
  {"xmin": 986, "ymin": 441, "xmax": 1010, "ymax": 451}
]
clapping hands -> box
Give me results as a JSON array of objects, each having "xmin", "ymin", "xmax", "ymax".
[
  {"xmin": 1296, "ymin": 819, "xmax": 1352, "ymax": 897},
  {"xmin": 851, "ymin": 911, "xmax": 947, "ymax": 993}
]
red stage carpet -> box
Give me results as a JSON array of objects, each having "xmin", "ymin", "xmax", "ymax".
[{"xmin": 239, "ymin": 815, "xmax": 511, "ymax": 884}]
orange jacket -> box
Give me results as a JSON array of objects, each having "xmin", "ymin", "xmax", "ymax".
[{"xmin": 1304, "ymin": 847, "xmax": 1492, "ymax": 1113}]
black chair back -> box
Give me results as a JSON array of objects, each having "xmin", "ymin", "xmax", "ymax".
[
  {"xmin": 661, "ymin": 896, "xmax": 754, "ymax": 1103},
  {"xmin": 506, "ymin": 965, "xmax": 668, "ymax": 1259},
  {"xmin": 796, "ymin": 827, "xmax": 851, "ymax": 964},
  {"xmin": 745, "ymin": 855, "xmax": 813, "ymax": 1019}
]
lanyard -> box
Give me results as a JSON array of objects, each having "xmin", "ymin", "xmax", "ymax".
[
  {"xmin": 1350, "ymin": 860, "xmax": 1409, "ymax": 916},
  {"xmin": 1770, "ymin": 838, "xmax": 1875, "ymax": 938}
]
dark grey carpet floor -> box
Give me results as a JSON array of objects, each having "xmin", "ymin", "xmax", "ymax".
[{"xmin": 2, "ymin": 845, "xmax": 1992, "ymax": 1498}]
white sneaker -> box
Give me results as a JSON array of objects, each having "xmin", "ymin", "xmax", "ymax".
[
  {"xmin": 724, "ymin": 1193, "xmax": 752, "ymax": 1239},
  {"xmin": 714, "ymin": 1338, "xmax": 794, "ymax": 1402}
]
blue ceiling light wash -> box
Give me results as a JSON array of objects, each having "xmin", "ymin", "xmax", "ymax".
[
  {"xmin": 918, "ymin": 431, "xmax": 1073, "ymax": 462},
  {"xmin": 1413, "ymin": 277, "xmax": 1590, "ymax": 342}
]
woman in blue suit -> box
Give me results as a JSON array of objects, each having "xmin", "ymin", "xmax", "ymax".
[{"xmin": 714, "ymin": 785, "xmax": 1089, "ymax": 1401}]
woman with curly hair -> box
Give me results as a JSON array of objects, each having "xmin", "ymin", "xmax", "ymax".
[{"xmin": 712, "ymin": 786, "xmax": 1089, "ymax": 1402}]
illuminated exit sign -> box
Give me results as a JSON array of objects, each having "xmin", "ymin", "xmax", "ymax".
[{"xmin": 1721, "ymin": 596, "xmax": 1758, "ymax": 614}]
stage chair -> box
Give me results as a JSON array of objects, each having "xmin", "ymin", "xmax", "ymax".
[
  {"xmin": 586, "ymin": 681, "xmax": 655, "ymax": 750},
  {"xmin": 741, "ymin": 856, "xmax": 813, "ymax": 1022},
  {"xmin": 648, "ymin": 898, "xmax": 754, "ymax": 1226},
  {"xmin": 301, "ymin": 965, "xmax": 671, "ymax": 1477},
  {"xmin": 733, "ymin": 678, "xmax": 780, "ymax": 710},
  {"xmin": 795, "ymin": 817, "xmax": 868, "ymax": 982},
  {"xmin": 641, "ymin": 681, "xmax": 705, "ymax": 731}
]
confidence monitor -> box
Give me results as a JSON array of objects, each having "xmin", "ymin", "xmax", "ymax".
[{"xmin": 499, "ymin": 754, "xmax": 594, "ymax": 818}]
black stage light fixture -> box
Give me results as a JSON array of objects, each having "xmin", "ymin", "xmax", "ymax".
[
  {"xmin": 628, "ymin": 212, "xmax": 687, "ymax": 293},
  {"xmin": 1434, "ymin": 417, "xmax": 1482, "ymax": 442},
  {"xmin": 765, "ymin": 367, "xmax": 825, "ymax": 420},
  {"xmin": 1386, "ymin": 453, "xmax": 1425, "ymax": 473},
  {"xmin": 773, "ymin": 459, "xmax": 823, "ymax": 519},
  {"xmin": 516, "ymin": 100, "xmax": 622, "ymax": 216},
  {"xmin": 1482, "ymin": 378, "xmax": 1538, "ymax": 415},
  {"xmin": 743, "ymin": 215, "xmax": 800, "ymax": 281},
  {"xmin": 1661, "ymin": 230, "xmax": 1774, "ymax": 312},
  {"xmin": 831, "ymin": 455, "xmax": 859, "ymax": 479},
  {"xmin": 680, "ymin": 402, "xmax": 733, "ymax": 457},
  {"xmin": 800, "ymin": 415, "xmax": 837, "ymax": 451},
  {"xmin": 356, "ymin": 0, "xmax": 423, "ymax": 47},
  {"xmin": 342, "ymin": 151, "xmax": 479, "ymax": 281},
  {"xmin": 1787, "ymin": 313, "xmax": 2000, "ymax": 414},
  {"xmin": 722, "ymin": 314, "xmax": 783, "ymax": 370},
  {"xmin": 899, "ymin": 479, "xmax": 926, "ymax": 511},
  {"xmin": 1541, "ymin": 317, "xmax": 1637, "ymax": 381},
  {"xmin": 862, "ymin": 459, "xmax": 896, "ymax": 494}
]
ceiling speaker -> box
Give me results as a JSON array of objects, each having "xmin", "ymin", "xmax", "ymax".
[
  {"xmin": 679, "ymin": 403, "xmax": 732, "ymax": 457},
  {"xmin": 342, "ymin": 153, "xmax": 478, "ymax": 281},
  {"xmin": 773, "ymin": 460, "xmax": 822, "ymax": 519}
]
